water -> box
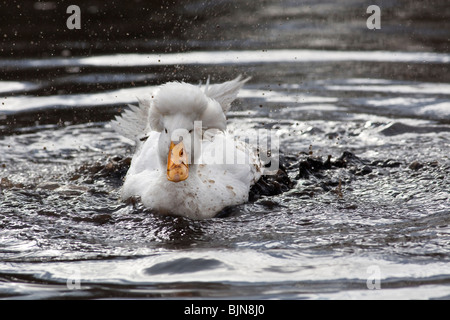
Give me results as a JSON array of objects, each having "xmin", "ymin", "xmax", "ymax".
[{"xmin": 0, "ymin": 0, "xmax": 449, "ymax": 299}]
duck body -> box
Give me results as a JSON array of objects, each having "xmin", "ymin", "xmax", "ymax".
[{"xmin": 111, "ymin": 76, "xmax": 261, "ymax": 219}]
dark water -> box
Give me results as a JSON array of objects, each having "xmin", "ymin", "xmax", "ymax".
[{"xmin": 0, "ymin": 0, "xmax": 449, "ymax": 299}]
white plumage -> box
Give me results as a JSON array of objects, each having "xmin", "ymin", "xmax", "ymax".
[{"xmin": 111, "ymin": 76, "xmax": 262, "ymax": 219}]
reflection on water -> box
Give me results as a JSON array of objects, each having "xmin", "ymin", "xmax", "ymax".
[{"xmin": 0, "ymin": 0, "xmax": 449, "ymax": 299}]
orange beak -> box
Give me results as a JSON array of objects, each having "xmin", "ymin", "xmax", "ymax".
[{"xmin": 167, "ymin": 141, "xmax": 189, "ymax": 182}]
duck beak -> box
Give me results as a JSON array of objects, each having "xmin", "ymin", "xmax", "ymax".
[{"xmin": 167, "ymin": 141, "xmax": 189, "ymax": 182}]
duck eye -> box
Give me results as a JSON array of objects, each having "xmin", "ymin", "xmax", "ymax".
[
  {"xmin": 189, "ymin": 129, "xmax": 193, "ymax": 134},
  {"xmin": 164, "ymin": 128, "xmax": 168, "ymax": 134}
]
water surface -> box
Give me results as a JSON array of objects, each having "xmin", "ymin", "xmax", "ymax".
[{"xmin": 0, "ymin": 0, "xmax": 449, "ymax": 299}]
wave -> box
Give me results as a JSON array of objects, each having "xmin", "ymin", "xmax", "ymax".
[{"xmin": 0, "ymin": 49, "xmax": 449, "ymax": 69}]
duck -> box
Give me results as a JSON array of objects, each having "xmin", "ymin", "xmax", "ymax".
[{"xmin": 110, "ymin": 76, "xmax": 262, "ymax": 219}]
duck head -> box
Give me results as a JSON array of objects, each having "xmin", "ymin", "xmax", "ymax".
[{"xmin": 148, "ymin": 82, "xmax": 226, "ymax": 182}]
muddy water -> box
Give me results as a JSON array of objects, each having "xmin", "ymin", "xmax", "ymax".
[{"xmin": 0, "ymin": 1, "xmax": 449, "ymax": 299}]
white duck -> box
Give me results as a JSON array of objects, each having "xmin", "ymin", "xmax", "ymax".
[{"xmin": 111, "ymin": 76, "xmax": 262, "ymax": 219}]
